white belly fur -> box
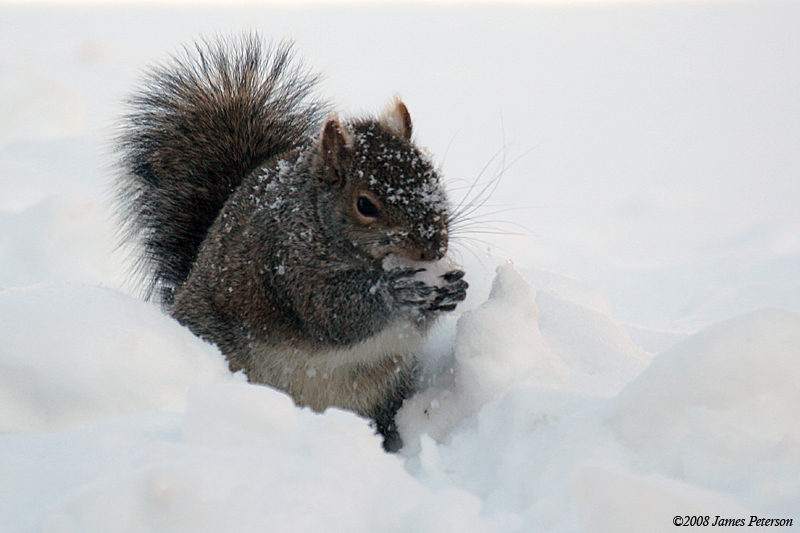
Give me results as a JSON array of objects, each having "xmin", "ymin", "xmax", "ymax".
[{"xmin": 246, "ymin": 320, "xmax": 424, "ymax": 416}]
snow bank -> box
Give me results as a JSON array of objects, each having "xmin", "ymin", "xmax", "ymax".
[
  {"xmin": 574, "ymin": 466, "xmax": 752, "ymax": 533},
  {"xmin": 0, "ymin": 263, "xmax": 651, "ymax": 533},
  {"xmin": 0, "ymin": 195, "xmax": 127, "ymax": 289},
  {"xmin": 1, "ymin": 260, "xmax": 797, "ymax": 532},
  {"xmin": 607, "ymin": 308, "xmax": 800, "ymax": 515},
  {"xmin": 0, "ymin": 285, "xmax": 489, "ymax": 531},
  {"xmin": 399, "ymin": 263, "xmax": 650, "ymax": 443},
  {"xmin": 18, "ymin": 385, "xmax": 491, "ymax": 533},
  {"xmin": 397, "ymin": 268, "xmax": 799, "ymax": 531},
  {"xmin": 0, "ymin": 284, "xmax": 233, "ymax": 434},
  {"xmin": 0, "ymin": 341, "xmax": 491, "ymax": 532}
]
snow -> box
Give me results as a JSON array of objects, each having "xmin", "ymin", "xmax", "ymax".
[
  {"xmin": 1, "ymin": 1, "xmax": 799, "ymax": 531},
  {"xmin": 0, "ymin": 284, "xmax": 233, "ymax": 435}
]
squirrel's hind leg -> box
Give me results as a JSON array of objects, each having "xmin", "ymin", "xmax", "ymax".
[{"xmin": 369, "ymin": 359, "xmax": 420, "ymax": 453}]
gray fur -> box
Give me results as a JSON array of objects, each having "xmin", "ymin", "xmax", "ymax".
[{"xmin": 117, "ymin": 34, "xmax": 467, "ymax": 452}]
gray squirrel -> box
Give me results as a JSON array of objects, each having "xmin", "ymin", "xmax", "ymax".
[{"xmin": 117, "ymin": 34, "xmax": 467, "ymax": 451}]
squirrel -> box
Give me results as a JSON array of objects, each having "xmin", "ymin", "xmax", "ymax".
[{"xmin": 116, "ymin": 34, "xmax": 468, "ymax": 452}]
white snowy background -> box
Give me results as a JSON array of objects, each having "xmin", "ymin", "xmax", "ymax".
[{"xmin": 1, "ymin": 1, "xmax": 799, "ymax": 531}]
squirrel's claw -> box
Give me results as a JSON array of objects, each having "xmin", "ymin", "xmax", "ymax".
[
  {"xmin": 428, "ymin": 277, "xmax": 468, "ymax": 312},
  {"xmin": 440, "ymin": 269, "xmax": 465, "ymax": 283}
]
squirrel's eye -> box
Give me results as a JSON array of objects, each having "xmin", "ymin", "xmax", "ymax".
[{"xmin": 356, "ymin": 196, "xmax": 380, "ymax": 219}]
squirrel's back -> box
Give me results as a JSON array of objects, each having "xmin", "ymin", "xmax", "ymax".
[{"xmin": 117, "ymin": 35, "xmax": 326, "ymax": 303}]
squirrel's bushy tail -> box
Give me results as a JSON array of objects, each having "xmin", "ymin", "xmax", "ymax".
[{"xmin": 117, "ymin": 34, "xmax": 325, "ymax": 304}]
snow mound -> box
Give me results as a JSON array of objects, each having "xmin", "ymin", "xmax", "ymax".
[
  {"xmin": 397, "ymin": 267, "xmax": 798, "ymax": 530},
  {"xmin": 0, "ymin": 264, "xmax": 797, "ymax": 532},
  {"xmin": 0, "ymin": 284, "xmax": 234, "ymax": 434},
  {"xmin": 455, "ymin": 262, "xmax": 562, "ymax": 400},
  {"xmin": 575, "ymin": 466, "xmax": 750, "ymax": 533},
  {"xmin": 1, "ymin": 383, "xmax": 492, "ymax": 533},
  {"xmin": 606, "ymin": 307, "xmax": 800, "ymax": 513},
  {"xmin": 0, "ymin": 195, "xmax": 128, "ymax": 290},
  {"xmin": 400, "ymin": 262, "xmax": 649, "ymax": 443}
]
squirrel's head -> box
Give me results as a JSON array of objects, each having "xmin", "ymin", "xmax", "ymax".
[{"xmin": 312, "ymin": 99, "xmax": 450, "ymax": 263}]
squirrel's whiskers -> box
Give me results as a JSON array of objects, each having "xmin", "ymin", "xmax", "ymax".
[{"xmin": 444, "ymin": 146, "xmax": 535, "ymax": 263}]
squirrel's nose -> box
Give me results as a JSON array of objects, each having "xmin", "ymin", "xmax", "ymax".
[
  {"xmin": 401, "ymin": 238, "xmax": 447, "ymax": 262},
  {"xmin": 415, "ymin": 249, "xmax": 438, "ymax": 262}
]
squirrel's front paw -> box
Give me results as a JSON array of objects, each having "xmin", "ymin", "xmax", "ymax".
[
  {"xmin": 387, "ymin": 268, "xmax": 435, "ymax": 309},
  {"xmin": 387, "ymin": 268, "xmax": 468, "ymax": 314},
  {"xmin": 427, "ymin": 269, "xmax": 468, "ymax": 312}
]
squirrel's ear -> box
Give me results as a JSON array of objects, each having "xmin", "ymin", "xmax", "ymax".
[
  {"xmin": 318, "ymin": 115, "xmax": 353, "ymax": 186},
  {"xmin": 379, "ymin": 98, "xmax": 412, "ymax": 141}
]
